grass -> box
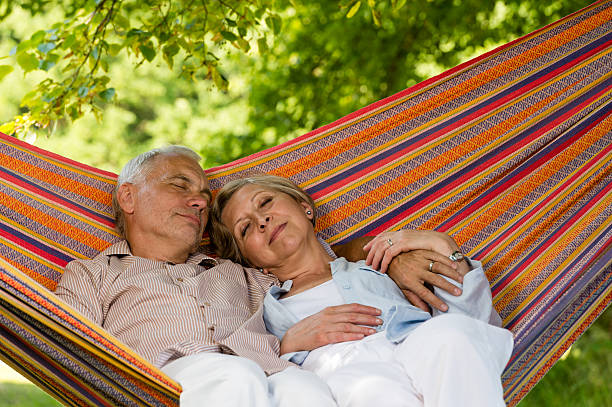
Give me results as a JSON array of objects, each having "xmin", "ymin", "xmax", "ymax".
[{"xmin": 0, "ymin": 307, "xmax": 610, "ymax": 406}]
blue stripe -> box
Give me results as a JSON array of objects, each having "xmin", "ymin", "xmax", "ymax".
[
  {"xmin": 307, "ymin": 32, "xmax": 612, "ymax": 196},
  {"xmin": 0, "ymin": 222, "xmax": 74, "ymax": 263},
  {"xmin": 0, "ymin": 167, "xmax": 115, "ymax": 225}
]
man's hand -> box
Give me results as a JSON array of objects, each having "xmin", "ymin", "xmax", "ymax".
[
  {"xmin": 385, "ymin": 249, "xmax": 465, "ymax": 312},
  {"xmin": 280, "ymin": 303, "xmax": 382, "ymax": 355}
]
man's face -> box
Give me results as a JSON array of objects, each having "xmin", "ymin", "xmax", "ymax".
[{"xmin": 125, "ymin": 154, "xmax": 212, "ymax": 253}]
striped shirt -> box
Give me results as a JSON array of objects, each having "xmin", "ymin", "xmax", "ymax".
[{"xmin": 54, "ymin": 240, "xmax": 294, "ymax": 374}]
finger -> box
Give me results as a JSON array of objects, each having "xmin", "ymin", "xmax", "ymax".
[
  {"xmin": 328, "ymin": 303, "xmax": 382, "ymax": 316},
  {"xmin": 379, "ymin": 245, "xmax": 405, "ymax": 273},
  {"xmin": 364, "ymin": 237, "xmax": 384, "ymax": 266},
  {"xmin": 325, "ymin": 332, "xmax": 369, "ymax": 345},
  {"xmin": 423, "ymin": 272, "xmax": 462, "ymax": 296},
  {"xmin": 430, "ymin": 261, "xmax": 463, "ymax": 284},
  {"xmin": 369, "ymin": 246, "xmax": 387, "ymax": 271},
  {"xmin": 426, "ymin": 251, "xmax": 457, "ymax": 269},
  {"xmin": 411, "ymin": 285, "xmax": 449, "ymax": 312},
  {"xmin": 403, "ymin": 290, "xmax": 431, "ymax": 313}
]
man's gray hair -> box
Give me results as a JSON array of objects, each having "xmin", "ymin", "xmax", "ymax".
[{"xmin": 112, "ymin": 145, "xmax": 202, "ymax": 238}]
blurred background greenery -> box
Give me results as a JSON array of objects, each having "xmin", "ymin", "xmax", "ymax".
[{"xmin": 0, "ymin": 0, "xmax": 609, "ymax": 405}]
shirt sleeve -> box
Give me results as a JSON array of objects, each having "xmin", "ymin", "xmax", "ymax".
[
  {"xmin": 54, "ymin": 259, "xmax": 105, "ymax": 325},
  {"xmin": 432, "ymin": 258, "xmax": 502, "ymax": 326}
]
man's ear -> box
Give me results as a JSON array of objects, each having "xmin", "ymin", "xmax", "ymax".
[{"xmin": 117, "ymin": 183, "xmax": 136, "ymax": 214}]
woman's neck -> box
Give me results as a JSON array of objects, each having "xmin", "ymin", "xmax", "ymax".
[{"xmin": 269, "ymin": 240, "xmax": 335, "ymax": 297}]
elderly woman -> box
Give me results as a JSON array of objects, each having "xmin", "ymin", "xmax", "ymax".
[{"xmin": 210, "ymin": 175, "xmax": 513, "ymax": 407}]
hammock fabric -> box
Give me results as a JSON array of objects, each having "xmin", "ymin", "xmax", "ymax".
[{"xmin": 1, "ymin": 1, "xmax": 611, "ymax": 406}]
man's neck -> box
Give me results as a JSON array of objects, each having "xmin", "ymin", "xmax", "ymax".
[{"xmin": 126, "ymin": 235, "xmax": 192, "ymax": 264}]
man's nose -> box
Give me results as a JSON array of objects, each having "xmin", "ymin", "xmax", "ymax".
[{"xmin": 188, "ymin": 194, "xmax": 209, "ymax": 210}]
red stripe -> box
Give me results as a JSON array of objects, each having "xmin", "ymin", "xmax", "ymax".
[
  {"xmin": 439, "ymin": 97, "xmax": 612, "ymax": 231},
  {"xmin": 479, "ymin": 143, "xmax": 612, "ymax": 260},
  {"xmin": 0, "ymin": 169, "xmax": 115, "ymax": 228},
  {"xmin": 0, "ymin": 132, "xmax": 117, "ymax": 178},
  {"xmin": 0, "ymin": 228, "xmax": 69, "ymax": 268},
  {"xmin": 494, "ymin": 180, "xmax": 612, "ymax": 294},
  {"xmin": 207, "ymin": 1, "xmax": 605, "ymax": 173},
  {"xmin": 503, "ymin": 233, "xmax": 612, "ymax": 331},
  {"xmin": 368, "ymin": 87, "xmax": 611, "ymax": 234}
]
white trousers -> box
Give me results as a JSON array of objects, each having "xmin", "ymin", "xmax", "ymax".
[
  {"xmin": 161, "ymin": 352, "xmax": 335, "ymax": 407},
  {"xmin": 302, "ymin": 314, "xmax": 514, "ymax": 407}
]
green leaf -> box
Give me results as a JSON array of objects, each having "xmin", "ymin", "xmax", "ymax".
[
  {"xmin": 16, "ymin": 40, "xmax": 32, "ymax": 54},
  {"xmin": 139, "ymin": 45, "xmax": 156, "ymax": 62},
  {"xmin": 257, "ymin": 37, "xmax": 268, "ymax": 54},
  {"xmin": 0, "ymin": 121, "xmax": 15, "ymax": 135},
  {"xmin": 225, "ymin": 18, "xmax": 237, "ymax": 27},
  {"xmin": 266, "ymin": 15, "xmax": 282, "ymax": 35},
  {"xmin": 371, "ymin": 9, "xmax": 381, "ymax": 26},
  {"xmin": 108, "ymin": 43, "xmax": 124, "ymax": 56},
  {"xmin": 211, "ymin": 67, "xmax": 228, "ymax": 92},
  {"xmin": 367, "ymin": 0, "xmax": 376, "ymax": 7},
  {"xmin": 62, "ymin": 34, "xmax": 76, "ymax": 49},
  {"xmin": 99, "ymin": 88, "xmax": 115, "ymax": 101},
  {"xmin": 17, "ymin": 52, "xmax": 39, "ymax": 73},
  {"xmin": 0, "ymin": 65, "xmax": 14, "ymax": 81},
  {"xmin": 30, "ymin": 30, "xmax": 46, "ymax": 45},
  {"xmin": 393, "ymin": 0, "xmax": 408, "ymax": 10},
  {"xmin": 114, "ymin": 13, "xmax": 130, "ymax": 30},
  {"xmin": 347, "ymin": 1, "xmax": 361, "ymax": 18},
  {"xmin": 237, "ymin": 38, "xmax": 251, "ymax": 52},
  {"xmin": 221, "ymin": 31, "xmax": 238, "ymax": 42},
  {"xmin": 39, "ymin": 59, "xmax": 56, "ymax": 71}
]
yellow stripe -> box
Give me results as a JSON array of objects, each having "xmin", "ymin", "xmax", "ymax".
[
  {"xmin": 498, "ymin": 196, "xmax": 612, "ymax": 321},
  {"xmin": 2, "ymin": 139, "xmax": 116, "ymax": 183}
]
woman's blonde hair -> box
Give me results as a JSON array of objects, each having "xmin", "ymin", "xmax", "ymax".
[{"xmin": 209, "ymin": 175, "xmax": 316, "ymax": 267}]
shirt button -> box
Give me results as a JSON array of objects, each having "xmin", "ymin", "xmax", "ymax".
[
  {"xmin": 208, "ymin": 325, "xmax": 215, "ymax": 331},
  {"xmin": 177, "ymin": 278, "xmax": 184, "ymax": 282},
  {"xmin": 203, "ymin": 302, "xmax": 211, "ymax": 306}
]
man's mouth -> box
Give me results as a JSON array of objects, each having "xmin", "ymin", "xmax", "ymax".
[
  {"xmin": 180, "ymin": 213, "xmax": 201, "ymax": 227},
  {"xmin": 269, "ymin": 223, "xmax": 286, "ymax": 244}
]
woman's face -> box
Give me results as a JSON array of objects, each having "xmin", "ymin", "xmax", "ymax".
[{"xmin": 221, "ymin": 183, "xmax": 315, "ymax": 269}]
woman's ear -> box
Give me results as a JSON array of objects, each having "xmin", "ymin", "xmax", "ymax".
[
  {"xmin": 301, "ymin": 201, "xmax": 314, "ymax": 220},
  {"xmin": 117, "ymin": 183, "xmax": 136, "ymax": 214}
]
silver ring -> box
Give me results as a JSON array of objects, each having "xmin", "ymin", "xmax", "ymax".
[
  {"xmin": 428, "ymin": 261, "xmax": 435, "ymax": 272},
  {"xmin": 386, "ymin": 238, "xmax": 393, "ymax": 247}
]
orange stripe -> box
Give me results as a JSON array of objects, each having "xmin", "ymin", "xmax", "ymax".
[
  {"xmin": 0, "ymin": 255, "xmax": 58, "ymax": 290},
  {"xmin": 1, "ymin": 152, "xmax": 113, "ymax": 207},
  {"xmin": 2, "ymin": 191, "xmax": 113, "ymax": 254},
  {"xmin": 270, "ymin": 8, "xmax": 607, "ymax": 180},
  {"xmin": 317, "ymin": 69, "xmax": 582, "ymax": 232}
]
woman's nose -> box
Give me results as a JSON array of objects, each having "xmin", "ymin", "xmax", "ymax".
[{"xmin": 258, "ymin": 216, "xmax": 271, "ymax": 230}]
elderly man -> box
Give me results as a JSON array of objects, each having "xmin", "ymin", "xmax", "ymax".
[{"xmin": 55, "ymin": 146, "xmax": 465, "ymax": 406}]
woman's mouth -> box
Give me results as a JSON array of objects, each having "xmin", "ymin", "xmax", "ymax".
[{"xmin": 269, "ymin": 223, "xmax": 286, "ymax": 244}]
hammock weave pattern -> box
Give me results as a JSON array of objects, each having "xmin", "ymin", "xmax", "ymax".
[{"xmin": 1, "ymin": 1, "xmax": 611, "ymax": 406}]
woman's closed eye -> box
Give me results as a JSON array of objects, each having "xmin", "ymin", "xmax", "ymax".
[
  {"xmin": 260, "ymin": 197, "xmax": 272, "ymax": 207},
  {"xmin": 241, "ymin": 222, "xmax": 250, "ymax": 237}
]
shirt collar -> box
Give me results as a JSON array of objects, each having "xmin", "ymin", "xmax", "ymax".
[{"xmin": 102, "ymin": 240, "xmax": 218, "ymax": 269}]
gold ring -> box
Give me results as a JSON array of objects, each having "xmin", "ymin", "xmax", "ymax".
[{"xmin": 428, "ymin": 261, "xmax": 435, "ymax": 272}]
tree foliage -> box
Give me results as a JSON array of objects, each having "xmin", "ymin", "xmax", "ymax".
[{"xmin": 0, "ymin": 0, "xmax": 591, "ymax": 168}]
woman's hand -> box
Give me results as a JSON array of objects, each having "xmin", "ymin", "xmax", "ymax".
[
  {"xmin": 279, "ymin": 303, "xmax": 382, "ymax": 355},
  {"xmin": 363, "ymin": 230, "xmax": 459, "ymax": 273}
]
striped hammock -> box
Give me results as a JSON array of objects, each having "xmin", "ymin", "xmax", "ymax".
[{"xmin": 1, "ymin": 1, "xmax": 611, "ymax": 406}]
